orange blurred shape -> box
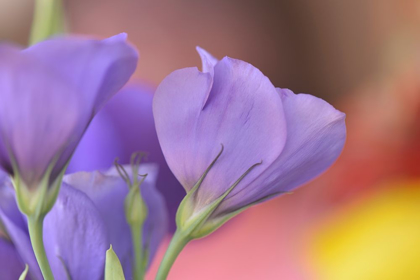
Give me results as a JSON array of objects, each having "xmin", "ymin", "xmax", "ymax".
[{"xmin": 306, "ymin": 181, "xmax": 420, "ymax": 280}]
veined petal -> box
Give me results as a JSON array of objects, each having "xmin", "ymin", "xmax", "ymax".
[
  {"xmin": 63, "ymin": 170, "xmax": 132, "ymax": 277},
  {"xmin": 43, "ymin": 183, "xmax": 109, "ymax": 280},
  {"xmin": 154, "ymin": 57, "xmax": 287, "ymax": 207},
  {"xmin": 23, "ymin": 33, "xmax": 139, "ymax": 114},
  {"xmin": 0, "ymin": 34, "xmax": 138, "ymax": 187},
  {"xmin": 0, "ymin": 46, "xmax": 81, "ymax": 186},
  {"xmin": 216, "ymin": 89, "xmax": 346, "ymax": 214}
]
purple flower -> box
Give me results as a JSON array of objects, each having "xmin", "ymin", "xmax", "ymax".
[
  {"xmin": 67, "ymin": 83, "xmax": 184, "ymax": 230},
  {"xmin": 0, "ymin": 34, "xmax": 138, "ymax": 189},
  {"xmin": 0, "ymin": 164, "xmax": 167, "ymax": 279},
  {"xmin": 153, "ymin": 47, "xmax": 346, "ymax": 235}
]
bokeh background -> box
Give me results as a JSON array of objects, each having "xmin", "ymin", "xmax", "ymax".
[{"xmin": 1, "ymin": 0, "xmax": 420, "ymax": 279}]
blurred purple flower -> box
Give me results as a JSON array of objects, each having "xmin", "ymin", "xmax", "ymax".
[
  {"xmin": 0, "ymin": 34, "xmax": 138, "ymax": 189},
  {"xmin": 153, "ymin": 47, "xmax": 346, "ymax": 229},
  {"xmin": 0, "ymin": 164, "xmax": 167, "ymax": 279},
  {"xmin": 67, "ymin": 83, "xmax": 184, "ymax": 230}
]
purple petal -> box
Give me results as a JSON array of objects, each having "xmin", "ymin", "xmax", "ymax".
[
  {"xmin": 0, "ymin": 34, "xmax": 138, "ymax": 186},
  {"xmin": 43, "ymin": 183, "xmax": 109, "ymax": 280},
  {"xmin": 217, "ymin": 89, "xmax": 346, "ymax": 214},
  {"xmin": 0, "ymin": 46, "xmax": 81, "ymax": 187},
  {"xmin": 0, "ymin": 171, "xmax": 26, "ymax": 231},
  {"xmin": 64, "ymin": 163, "xmax": 167, "ymax": 274},
  {"xmin": 154, "ymin": 57, "xmax": 287, "ymax": 206},
  {"xmin": 63, "ymin": 171, "xmax": 132, "ymax": 277},
  {"xmin": 0, "ymin": 172, "xmax": 41, "ymax": 279},
  {"xmin": 0, "ymin": 196, "xmax": 41, "ymax": 280},
  {"xmin": 196, "ymin": 46, "xmax": 218, "ymax": 74},
  {"xmin": 0, "ymin": 238, "xmax": 27, "ymax": 280},
  {"xmin": 24, "ymin": 33, "xmax": 138, "ymax": 114},
  {"xmin": 68, "ymin": 84, "xmax": 183, "ymax": 231},
  {"xmin": 66, "ymin": 110, "xmax": 122, "ymax": 172}
]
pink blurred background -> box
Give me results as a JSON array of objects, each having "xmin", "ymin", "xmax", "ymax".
[{"xmin": 1, "ymin": 0, "xmax": 420, "ymax": 279}]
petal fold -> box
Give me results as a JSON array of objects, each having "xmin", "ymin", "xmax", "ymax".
[{"xmin": 217, "ymin": 89, "xmax": 346, "ymax": 214}]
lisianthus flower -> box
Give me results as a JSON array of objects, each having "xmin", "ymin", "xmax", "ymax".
[
  {"xmin": 0, "ymin": 164, "xmax": 167, "ymax": 279},
  {"xmin": 67, "ymin": 84, "xmax": 184, "ymax": 230},
  {"xmin": 153, "ymin": 47, "xmax": 346, "ymax": 236},
  {"xmin": 0, "ymin": 33, "xmax": 138, "ymax": 190}
]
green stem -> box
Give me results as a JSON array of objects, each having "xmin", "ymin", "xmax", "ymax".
[
  {"xmin": 131, "ymin": 225, "xmax": 144, "ymax": 280},
  {"xmin": 29, "ymin": 0, "xmax": 60, "ymax": 45},
  {"xmin": 27, "ymin": 216, "xmax": 54, "ymax": 280},
  {"xmin": 155, "ymin": 230, "xmax": 190, "ymax": 280}
]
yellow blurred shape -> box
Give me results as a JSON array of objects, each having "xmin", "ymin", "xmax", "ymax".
[{"xmin": 309, "ymin": 182, "xmax": 420, "ymax": 280}]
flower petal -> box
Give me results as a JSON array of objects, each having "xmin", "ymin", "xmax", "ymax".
[
  {"xmin": 0, "ymin": 172, "xmax": 41, "ymax": 279},
  {"xmin": 24, "ymin": 33, "xmax": 139, "ymax": 114},
  {"xmin": 0, "ymin": 238, "xmax": 26, "ymax": 280},
  {"xmin": 64, "ymin": 163, "xmax": 167, "ymax": 274},
  {"xmin": 67, "ymin": 83, "xmax": 183, "ymax": 232},
  {"xmin": 0, "ymin": 184, "xmax": 41, "ymax": 280},
  {"xmin": 217, "ymin": 89, "xmax": 346, "ymax": 214},
  {"xmin": 196, "ymin": 46, "xmax": 218, "ymax": 74},
  {"xmin": 63, "ymin": 171, "xmax": 132, "ymax": 277},
  {"xmin": 26, "ymin": 34, "xmax": 138, "ymax": 182},
  {"xmin": 0, "ymin": 46, "xmax": 81, "ymax": 186},
  {"xmin": 43, "ymin": 183, "xmax": 109, "ymax": 280},
  {"xmin": 0, "ymin": 34, "xmax": 138, "ymax": 185},
  {"xmin": 154, "ymin": 57, "xmax": 287, "ymax": 206}
]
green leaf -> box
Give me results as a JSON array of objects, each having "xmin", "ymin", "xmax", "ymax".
[
  {"xmin": 19, "ymin": 265, "xmax": 29, "ymax": 280},
  {"xmin": 105, "ymin": 245, "xmax": 125, "ymax": 280}
]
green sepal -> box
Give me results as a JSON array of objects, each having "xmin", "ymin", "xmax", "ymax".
[
  {"xmin": 105, "ymin": 245, "xmax": 125, "ymax": 280},
  {"xmin": 18, "ymin": 265, "xmax": 29, "ymax": 280},
  {"xmin": 12, "ymin": 161, "xmax": 67, "ymax": 219},
  {"xmin": 176, "ymin": 144, "xmax": 263, "ymax": 239},
  {"xmin": 190, "ymin": 191, "xmax": 286, "ymax": 238}
]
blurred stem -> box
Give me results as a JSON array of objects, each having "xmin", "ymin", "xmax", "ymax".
[
  {"xmin": 131, "ymin": 224, "xmax": 145, "ymax": 280},
  {"xmin": 155, "ymin": 230, "xmax": 190, "ymax": 280},
  {"xmin": 30, "ymin": 0, "xmax": 65, "ymax": 45},
  {"xmin": 27, "ymin": 215, "xmax": 54, "ymax": 280}
]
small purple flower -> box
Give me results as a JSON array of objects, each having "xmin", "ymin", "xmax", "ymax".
[
  {"xmin": 0, "ymin": 164, "xmax": 167, "ymax": 279},
  {"xmin": 153, "ymin": 47, "xmax": 346, "ymax": 235},
  {"xmin": 0, "ymin": 34, "xmax": 138, "ymax": 189}
]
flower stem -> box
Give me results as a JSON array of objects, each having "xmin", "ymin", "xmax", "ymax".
[
  {"xmin": 155, "ymin": 230, "xmax": 190, "ymax": 280},
  {"xmin": 27, "ymin": 215, "xmax": 54, "ymax": 280},
  {"xmin": 131, "ymin": 225, "xmax": 145, "ymax": 280},
  {"xmin": 29, "ymin": 0, "xmax": 65, "ymax": 45}
]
